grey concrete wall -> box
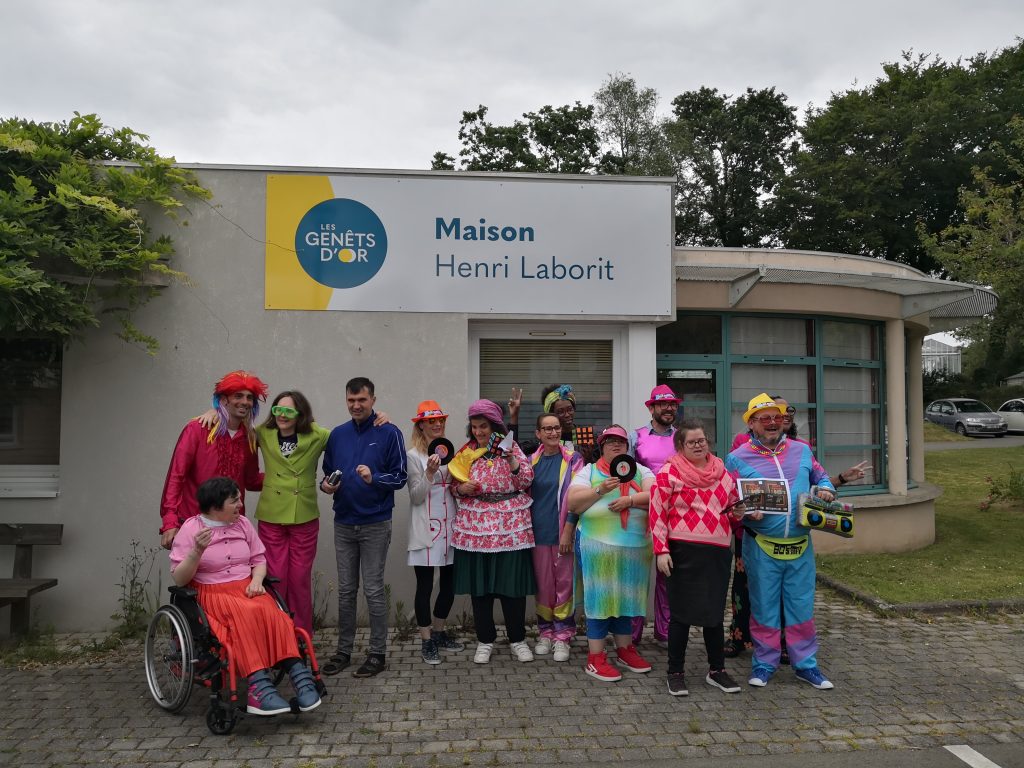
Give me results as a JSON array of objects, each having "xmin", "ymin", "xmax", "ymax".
[{"xmin": 0, "ymin": 167, "xmax": 473, "ymax": 632}]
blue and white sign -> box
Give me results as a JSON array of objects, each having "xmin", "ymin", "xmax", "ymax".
[{"xmin": 294, "ymin": 198, "xmax": 388, "ymax": 289}]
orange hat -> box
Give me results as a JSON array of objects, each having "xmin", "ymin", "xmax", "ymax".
[
  {"xmin": 411, "ymin": 400, "xmax": 448, "ymax": 422},
  {"xmin": 213, "ymin": 370, "xmax": 268, "ymax": 401}
]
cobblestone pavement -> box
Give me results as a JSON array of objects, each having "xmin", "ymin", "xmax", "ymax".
[{"xmin": 3, "ymin": 592, "xmax": 1023, "ymax": 768}]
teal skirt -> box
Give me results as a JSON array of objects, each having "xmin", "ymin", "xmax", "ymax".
[{"xmin": 453, "ymin": 548, "xmax": 537, "ymax": 597}]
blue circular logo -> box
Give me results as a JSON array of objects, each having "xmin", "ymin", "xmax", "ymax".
[{"xmin": 294, "ymin": 198, "xmax": 388, "ymax": 289}]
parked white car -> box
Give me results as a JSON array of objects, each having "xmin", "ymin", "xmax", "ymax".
[{"xmin": 996, "ymin": 399, "xmax": 1024, "ymax": 433}]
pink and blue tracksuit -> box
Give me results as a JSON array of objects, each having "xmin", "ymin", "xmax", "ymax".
[{"xmin": 724, "ymin": 437, "xmax": 834, "ymax": 676}]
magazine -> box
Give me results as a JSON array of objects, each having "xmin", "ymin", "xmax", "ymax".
[{"xmin": 736, "ymin": 477, "xmax": 791, "ymax": 516}]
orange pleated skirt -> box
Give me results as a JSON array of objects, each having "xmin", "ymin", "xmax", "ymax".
[{"xmin": 194, "ymin": 579, "xmax": 300, "ymax": 677}]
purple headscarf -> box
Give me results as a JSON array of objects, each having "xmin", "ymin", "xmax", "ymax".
[{"xmin": 468, "ymin": 399, "xmax": 507, "ymax": 432}]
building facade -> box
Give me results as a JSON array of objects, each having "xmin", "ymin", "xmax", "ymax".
[
  {"xmin": 0, "ymin": 166, "xmax": 996, "ymax": 632},
  {"xmin": 922, "ymin": 337, "xmax": 964, "ymax": 375}
]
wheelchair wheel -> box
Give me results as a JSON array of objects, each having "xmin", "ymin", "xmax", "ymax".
[
  {"xmin": 145, "ymin": 605, "xmax": 195, "ymax": 713},
  {"xmin": 206, "ymin": 700, "xmax": 239, "ymax": 735}
]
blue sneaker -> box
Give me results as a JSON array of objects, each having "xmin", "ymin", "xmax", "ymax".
[
  {"xmin": 247, "ymin": 670, "xmax": 291, "ymax": 715},
  {"xmin": 794, "ymin": 666, "xmax": 834, "ymax": 690},
  {"xmin": 287, "ymin": 664, "xmax": 322, "ymax": 712},
  {"xmin": 748, "ymin": 666, "xmax": 774, "ymax": 687}
]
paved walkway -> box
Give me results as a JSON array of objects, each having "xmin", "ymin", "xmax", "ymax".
[{"xmin": 3, "ymin": 591, "xmax": 1023, "ymax": 767}]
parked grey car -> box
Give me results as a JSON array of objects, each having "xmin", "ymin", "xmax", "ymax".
[{"xmin": 925, "ymin": 398, "xmax": 1008, "ymax": 437}]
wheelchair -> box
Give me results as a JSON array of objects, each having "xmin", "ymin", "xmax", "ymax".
[{"xmin": 144, "ymin": 579, "xmax": 326, "ymax": 734}]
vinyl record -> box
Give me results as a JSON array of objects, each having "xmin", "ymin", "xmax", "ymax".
[
  {"xmin": 609, "ymin": 453, "xmax": 637, "ymax": 483},
  {"xmin": 427, "ymin": 437, "xmax": 455, "ymax": 465}
]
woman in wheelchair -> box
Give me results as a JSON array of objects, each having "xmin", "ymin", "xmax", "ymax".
[{"xmin": 170, "ymin": 477, "xmax": 321, "ymax": 715}]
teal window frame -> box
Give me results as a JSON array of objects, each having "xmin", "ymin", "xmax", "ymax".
[{"xmin": 656, "ymin": 312, "xmax": 886, "ymax": 495}]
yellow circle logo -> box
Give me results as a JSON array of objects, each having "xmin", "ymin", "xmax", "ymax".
[{"xmin": 338, "ymin": 248, "xmax": 356, "ymax": 263}]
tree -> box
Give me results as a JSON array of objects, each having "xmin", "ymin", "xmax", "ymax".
[
  {"xmin": 664, "ymin": 86, "xmax": 797, "ymax": 246},
  {"xmin": 925, "ymin": 117, "xmax": 1024, "ymax": 384},
  {"xmin": 593, "ymin": 73, "xmax": 673, "ymax": 176},
  {"xmin": 431, "ymin": 103, "xmax": 600, "ymax": 173},
  {"xmin": 0, "ymin": 113, "xmax": 209, "ymax": 353},
  {"xmin": 782, "ymin": 42, "xmax": 1024, "ymax": 273}
]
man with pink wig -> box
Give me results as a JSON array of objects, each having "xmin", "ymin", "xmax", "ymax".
[{"xmin": 159, "ymin": 370, "xmax": 267, "ymax": 549}]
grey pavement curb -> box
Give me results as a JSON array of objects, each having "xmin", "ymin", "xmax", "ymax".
[{"xmin": 816, "ymin": 571, "xmax": 1024, "ymax": 615}]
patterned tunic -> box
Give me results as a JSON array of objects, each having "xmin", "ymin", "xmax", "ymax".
[{"xmin": 452, "ymin": 442, "xmax": 535, "ymax": 552}]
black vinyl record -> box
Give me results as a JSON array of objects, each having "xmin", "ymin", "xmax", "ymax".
[
  {"xmin": 609, "ymin": 453, "xmax": 637, "ymax": 482},
  {"xmin": 427, "ymin": 437, "xmax": 455, "ymax": 465}
]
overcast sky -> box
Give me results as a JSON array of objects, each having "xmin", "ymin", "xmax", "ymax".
[{"xmin": 3, "ymin": 1, "xmax": 1021, "ymax": 171}]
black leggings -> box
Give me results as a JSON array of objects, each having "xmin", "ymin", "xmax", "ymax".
[
  {"xmin": 667, "ymin": 621, "xmax": 725, "ymax": 675},
  {"xmin": 413, "ymin": 565, "xmax": 455, "ymax": 628},
  {"xmin": 470, "ymin": 594, "xmax": 527, "ymax": 644}
]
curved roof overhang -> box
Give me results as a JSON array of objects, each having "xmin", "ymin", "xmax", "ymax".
[{"xmin": 674, "ymin": 247, "xmax": 997, "ymax": 331}]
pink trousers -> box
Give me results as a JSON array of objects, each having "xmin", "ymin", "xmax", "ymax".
[
  {"xmin": 532, "ymin": 545, "xmax": 576, "ymax": 641},
  {"xmin": 257, "ymin": 518, "xmax": 320, "ymax": 635},
  {"xmin": 631, "ymin": 570, "xmax": 670, "ymax": 643}
]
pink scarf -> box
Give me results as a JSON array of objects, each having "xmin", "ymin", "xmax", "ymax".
[{"xmin": 665, "ymin": 452, "xmax": 726, "ymax": 489}]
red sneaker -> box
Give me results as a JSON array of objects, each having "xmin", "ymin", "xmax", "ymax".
[
  {"xmin": 615, "ymin": 644, "xmax": 652, "ymax": 673},
  {"xmin": 585, "ymin": 652, "xmax": 622, "ymax": 682}
]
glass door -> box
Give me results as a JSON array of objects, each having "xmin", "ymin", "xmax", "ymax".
[{"xmin": 656, "ymin": 362, "xmax": 725, "ymax": 456}]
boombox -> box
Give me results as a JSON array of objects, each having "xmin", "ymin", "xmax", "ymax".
[{"xmin": 798, "ymin": 490, "xmax": 854, "ymax": 538}]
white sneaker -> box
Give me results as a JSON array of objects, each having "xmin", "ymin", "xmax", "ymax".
[
  {"xmin": 473, "ymin": 642, "xmax": 494, "ymax": 664},
  {"xmin": 510, "ymin": 641, "xmax": 534, "ymax": 662},
  {"xmin": 552, "ymin": 640, "xmax": 571, "ymax": 662},
  {"xmin": 534, "ymin": 637, "xmax": 553, "ymax": 655}
]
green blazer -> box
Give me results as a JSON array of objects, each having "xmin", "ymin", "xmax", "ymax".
[{"xmin": 254, "ymin": 423, "xmax": 331, "ymax": 525}]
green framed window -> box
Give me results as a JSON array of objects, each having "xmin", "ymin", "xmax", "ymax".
[{"xmin": 657, "ymin": 313, "xmax": 885, "ymax": 493}]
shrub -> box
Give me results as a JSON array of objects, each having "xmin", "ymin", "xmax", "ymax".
[{"xmin": 979, "ymin": 466, "xmax": 1024, "ymax": 511}]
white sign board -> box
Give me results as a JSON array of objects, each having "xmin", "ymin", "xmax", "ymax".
[{"xmin": 265, "ymin": 173, "xmax": 674, "ymax": 316}]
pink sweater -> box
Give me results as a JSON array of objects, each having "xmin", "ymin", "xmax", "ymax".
[{"xmin": 649, "ymin": 462, "xmax": 738, "ymax": 554}]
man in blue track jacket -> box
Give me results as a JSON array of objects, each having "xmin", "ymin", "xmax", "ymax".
[
  {"xmin": 726, "ymin": 393, "xmax": 836, "ymax": 691},
  {"xmin": 321, "ymin": 377, "xmax": 407, "ymax": 678}
]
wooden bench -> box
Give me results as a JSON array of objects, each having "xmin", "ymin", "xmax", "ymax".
[{"xmin": 0, "ymin": 523, "xmax": 63, "ymax": 638}]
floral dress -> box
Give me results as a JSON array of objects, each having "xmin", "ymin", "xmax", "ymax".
[{"xmin": 452, "ymin": 441, "xmax": 537, "ymax": 597}]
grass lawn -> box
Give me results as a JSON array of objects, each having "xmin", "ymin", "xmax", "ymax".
[
  {"xmin": 921, "ymin": 419, "xmax": 973, "ymax": 442},
  {"xmin": 817, "ymin": 444, "xmax": 1024, "ymax": 604}
]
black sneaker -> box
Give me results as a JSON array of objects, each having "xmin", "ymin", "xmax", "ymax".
[
  {"xmin": 706, "ymin": 668, "xmax": 741, "ymax": 693},
  {"xmin": 431, "ymin": 630, "xmax": 465, "ymax": 653},
  {"xmin": 666, "ymin": 673, "xmax": 688, "ymax": 696},
  {"xmin": 352, "ymin": 654, "xmax": 387, "ymax": 678},
  {"xmin": 420, "ymin": 638, "xmax": 441, "ymax": 665}
]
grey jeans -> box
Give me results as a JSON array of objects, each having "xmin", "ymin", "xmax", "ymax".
[{"xmin": 334, "ymin": 519, "xmax": 392, "ymax": 657}]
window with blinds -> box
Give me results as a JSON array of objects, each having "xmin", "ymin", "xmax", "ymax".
[{"xmin": 478, "ymin": 339, "xmax": 613, "ymax": 432}]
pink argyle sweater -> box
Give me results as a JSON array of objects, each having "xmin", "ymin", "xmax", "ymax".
[{"xmin": 649, "ymin": 460, "xmax": 738, "ymax": 555}]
